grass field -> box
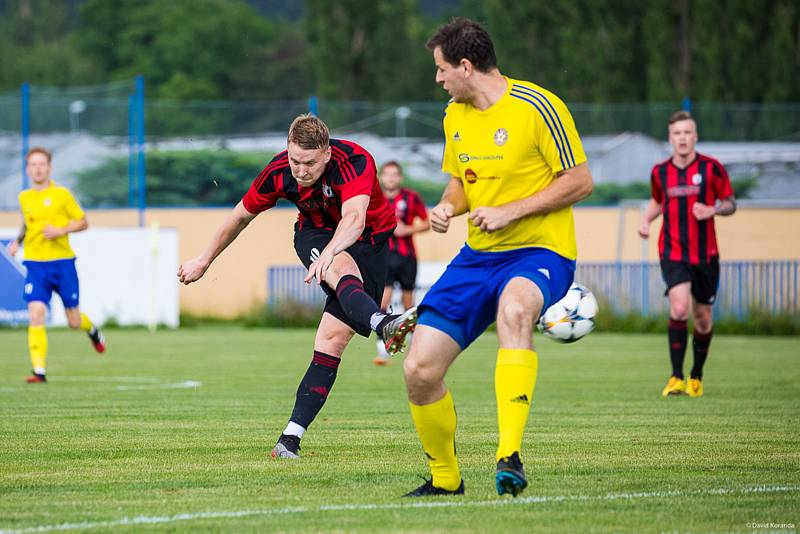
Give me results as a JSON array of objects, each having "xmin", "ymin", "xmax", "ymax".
[{"xmin": 0, "ymin": 327, "xmax": 798, "ymax": 533}]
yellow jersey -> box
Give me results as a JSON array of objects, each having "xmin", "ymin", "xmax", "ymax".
[
  {"xmin": 441, "ymin": 76, "xmax": 587, "ymax": 258},
  {"xmin": 18, "ymin": 181, "xmax": 85, "ymax": 261}
]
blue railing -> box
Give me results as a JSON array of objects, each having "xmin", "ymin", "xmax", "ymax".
[{"xmin": 267, "ymin": 260, "xmax": 799, "ymax": 318}]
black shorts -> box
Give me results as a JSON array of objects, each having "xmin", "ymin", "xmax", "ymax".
[
  {"xmin": 386, "ymin": 251, "xmax": 418, "ymax": 291},
  {"xmin": 660, "ymin": 258, "xmax": 720, "ymax": 304},
  {"xmin": 293, "ymin": 225, "xmax": 389, "ymax": 334}
]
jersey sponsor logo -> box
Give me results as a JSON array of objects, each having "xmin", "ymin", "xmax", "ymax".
[
  {"xmin": 667, "ymin": 185, "xmax": 700, "ymax": 198},
  {"xmin": 464, "ymin": 168, "xmax": 501, "ymax": 184},
  {"xmin": 459, "ymin": 153, "xmax": 470, "ymax": 163},
  {"xmin": 692, "ymin": 173, "xmax": 703, "ymax": 185},
  {"xmin": 493, "ymin": 128, "xmax": 508, "ymax": 146},
  {"xmin": 310, "ymin": 248, "xmax": 320, "ymax": 262}
]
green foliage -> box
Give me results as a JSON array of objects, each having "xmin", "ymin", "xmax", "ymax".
[
  {"xmin": 1, "ymin": 1, "xmax": 799, "ymax": 105},
  {"xmin": 74, "ymin": 150, "xmax": 273, "ymax": 207}
]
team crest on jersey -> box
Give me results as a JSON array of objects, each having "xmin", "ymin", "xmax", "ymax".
[
  {"xmin": 396, "ymin": 199, "xmax": 407, "ymax": 215},
  {"xmin": 322, "ymin": 184, "xmax": 334, "ymax": 198},
  {"xmin": 453, "ymin": 131, "xmax": 461, "ymax": 141},
  {"xmin": 493, "ymin": 128, "xmax": 508, "ymax": 146},
  {"xmin": 43, "ymin": 198, "xmax": 52, "ymax": 207},
  {"xmin": 691, "ymin": 173, "xmax": 703, "ymax": 185}
]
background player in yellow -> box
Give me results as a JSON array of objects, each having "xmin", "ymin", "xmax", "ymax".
[
  {"xmin": 402, "ymin": 18, "xmax": 593, "ymax": 497},
  {"xmin": 6, "ymin": 147, "xmax": 106, "ymax": 383}
]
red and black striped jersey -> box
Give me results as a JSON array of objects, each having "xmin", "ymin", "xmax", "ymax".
[
  {"xmin": 650, "ymin": 152, "xmax": 734, "ymax": 264},
  {"xmin": 386, "ymin": 188, "xmax": 428, "ymax": 258},
  {"xmin": 242, "ymin": 139, "xmax": 396, "ymax": 242}
]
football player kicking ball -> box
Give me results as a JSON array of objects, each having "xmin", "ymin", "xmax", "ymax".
[
  {"xmin": 179, "ymin": 114, "xmax": 416, "ymax": 459},
  {"xmin": 402, "ymin": 19, "xmax": 593, "ymax": 497}
]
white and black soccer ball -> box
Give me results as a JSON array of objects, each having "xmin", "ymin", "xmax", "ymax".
[{"xmin": 537, "ymin": 283, "xmax": 598, "ymax": 343}]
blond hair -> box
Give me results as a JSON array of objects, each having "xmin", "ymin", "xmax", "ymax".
[{"xmin": 288, "ymin": 114, "xmax": 329, "ymax": 150}]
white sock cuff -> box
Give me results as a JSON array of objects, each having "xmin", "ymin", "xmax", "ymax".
[{"xmin": 283, "ymin": 421, "xmax": 306, "ymax": 438}]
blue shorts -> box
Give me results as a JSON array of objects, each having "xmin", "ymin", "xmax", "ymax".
[
  {"xmin": 23, "ymin": 259, "xmax": 80, "ymax": 309},
  {"xmin": 418, "ymin": 245, "xmax": 575, "ymax": 349}
]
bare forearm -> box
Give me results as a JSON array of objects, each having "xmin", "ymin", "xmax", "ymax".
[
  {"xmin": 440, "ymin": 177, "xmax": 469, "ymax": 215},
  {"xmin": 411, "ymin": 216, "xmax": 430, "ymax": 234},
  {"xmin": 65, "ymin": 218, "xmax": 88, "ymax": 234},
  {"xmin": 643, "ymin": 199, "xmax": 662, "ymax": 224},
  {"xmin": 500, "ymin": 163, "xmax": 593, "ymax": 221},
  {"xmin": 326, "ymin": 211, "xmax": 364, "ymax": 255},
  {"xmin": 200, "ymin": 204, "xmax": 254, "ymax": 264},
  {"xmin": 715, "ymin": 196, "xmax": 736, "ymax": 216}
]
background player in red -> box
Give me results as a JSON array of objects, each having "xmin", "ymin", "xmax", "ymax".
[
  {"xmin": 374, "ymin": 161, "xmax": 430, "ymax": 365},
  {"xmin": 639, "ymin": 110, "xmax": 737, "ymax": 398},
  {"xmin": 178, "ymin": 114, "xmax": 417, "ymax": 458}
]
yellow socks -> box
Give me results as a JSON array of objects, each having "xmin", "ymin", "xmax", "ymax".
[
  {"xmin": 79, "ymin": 313, "xmax": 93, "ymax": 332},
  {"xmin": 409, "ymin": 390, "xmax": 461, "ymax": 491},
  {"xmin": 28, "ymin": 325, "xmax": 48, "ymax": 375},
  {"xmin": 495, "ymin": 348, "xmax": 538, "ymax": 461}
]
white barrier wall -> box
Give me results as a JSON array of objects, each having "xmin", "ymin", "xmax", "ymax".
[{"xmin": 1, "ymin": 227, "xmax": 179, "ymax": 327}]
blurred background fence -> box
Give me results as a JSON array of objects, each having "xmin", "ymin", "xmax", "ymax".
[
  {"xmin": 268, "ymin": 260, "xmax": 800, "ymax": 319},
  {"xmin": 1, "ymin": 80, "xmax": 800, "ymax": 211}
]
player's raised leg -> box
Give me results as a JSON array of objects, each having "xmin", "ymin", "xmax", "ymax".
[
  {"xmin": 26, "ymin": 301, "xmax": 48, "ymax": 383},
  {"xmin": 65, "ymin": 307, "xmax": 105, "ymax": 353},
  {"xmin": 663, "ymin": 282, "xmax": 691, "ymax": 396},
  {"xmin": 403, "ymin": 324, "xmax": 463, "ymax": 496},
  {"xmin": 494, "ymin": 277, "xmax": 543, "ymax": 497},
  {"xmin": 272, "ymin": 312, "xmax": 354, "ymax": 458}
]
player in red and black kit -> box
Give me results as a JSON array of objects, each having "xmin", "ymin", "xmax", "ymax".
[
  {"xmin": 178, "ymin": 114, "xmax": 417, "ymax": 459},
  {"xmin": 639, "ymin": 111, "xmax": 736, "ymax": 398},
  {"xmin": 374, "ymin": 161, "xmax": 430, "ymax": 364}
]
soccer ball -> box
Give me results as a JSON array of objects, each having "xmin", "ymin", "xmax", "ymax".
[{"xmin": 537, "ymin": 283, "xmax": 598, "ymax": 343}]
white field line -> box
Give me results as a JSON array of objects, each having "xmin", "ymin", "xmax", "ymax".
[
  {"xmin": 0, "ymin": 377, "xmax": 201, "ymax": 392},
  {"xmin": 1, "ymin": 484, "xmax": 796, "ymax": 534},
  {"xmin": 116, "ymin": 380, "xmax": 202, "ymax": 391}
]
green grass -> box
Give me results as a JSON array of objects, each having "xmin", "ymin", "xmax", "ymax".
[{"xmin": 1, "ymin": 328, "xmax": 798, "ymax": 533}]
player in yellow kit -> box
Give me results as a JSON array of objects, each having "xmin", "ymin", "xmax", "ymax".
[
  {"xmin": 6, "ymin": 147, "xmax": 105, "ymax": 383},
  {"xmin": 403, "ymin": 19, "xmax": 593, "ymax": 497}
]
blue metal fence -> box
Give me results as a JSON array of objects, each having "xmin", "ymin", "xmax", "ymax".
[{"xmin": 268, "ymin": 260, "xmax": 799, "ymax": 318}]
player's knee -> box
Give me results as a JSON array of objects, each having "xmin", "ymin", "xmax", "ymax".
[
  {"xmin": 670, "ymin": 303, "xmax": 690, "ymax": 321},
  {"xmin": 403, "ymin": 357, "xmax": 442, "ymax": 391},
  {"xmin": 694, "ymin": 310, "xmax": 713, "ymax": 333},
  {"xmin": 497, "ymin": 300, "xmax": 534, "ymax": 334}
]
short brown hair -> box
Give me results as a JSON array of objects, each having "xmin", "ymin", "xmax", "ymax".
[
  {"xmin": 426, "ymin": 17, "xmax": 497, "ymax": 72},
  {"xmin": 288, "ymin": 114, "xmax": 329, "ymax": 150},
  {"xmin": 380, "ymin": 160, "xmax": 403, "ymax": 174},
  {"xmin": 26, "ymin": 146, "xmax": 52, "ymax": 163},
  {"xmin": 668, "ymin": 110, "xmax": 694, "ymax": 125}
]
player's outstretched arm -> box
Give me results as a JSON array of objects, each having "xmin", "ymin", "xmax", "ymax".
[
  {"xmin": 430, "ymin": 176, "xmax": 467, "ymax": 233},
  {"xmin": 304, "ymin": 194, "xmax": 369, "ymax": 284},
  {"xmin": 470, "ymin": 162, "xmax": 593, "ymax": 233},
  {"xmin": 178, "ymin": 201, "xmax": 256, "ymax": 285},
  {"xmin": 638, "ymin": 198, "xmax": 662, "ymax": 239}
]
